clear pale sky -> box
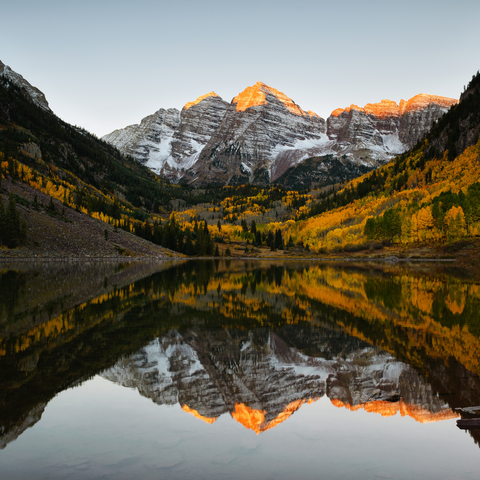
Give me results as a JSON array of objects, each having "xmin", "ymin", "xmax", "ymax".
[{"xmin": 3, "ymin": 0, "xmax": 479, "ymax": 137}]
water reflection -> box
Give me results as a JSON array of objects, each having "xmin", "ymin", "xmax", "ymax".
[
  {"xmin": 1, "ymin": 260, "xmax": 480, "ymax": 450},
  {"xmin": 102, "ymin": 327, "xmax": 457, "ymax": 436}
]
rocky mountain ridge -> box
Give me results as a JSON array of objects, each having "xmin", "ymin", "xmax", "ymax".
[
  {"xmin": 102, "ymin": 328, "xmax": 457, "ymax": 433},
  {"xmin": 103, "ymin": 82, "xmax": 457, "ymax": 186},
  {"xmin": 0, "ymin": 60, "xmax": 51, "ymax": 113}
]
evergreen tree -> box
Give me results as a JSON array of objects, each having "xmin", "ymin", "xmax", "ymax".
[
  {"xmin": 47, "ymin": 197, "xmax": 56, "ymax": 214},
  {"xmin": 266, "ymin": 230, "xmax": 274, "ymax": 249},
  {"xmin": 177, "ymin": 228, "xmax": 185, "ymax": 253},
  {"xmin": 184, "ymin": 227, "xmax": 193, "ymax": 256},
  {"xmin": 275, "ymin": 229, "xmax": 283, "ymax": 250},
  {"xmin": 4, "ymin": 193, "xmax": 21, "ymax": 248},
  {"xmin": 214, "ymin": 244, "xmax": 220, "ymax": 257},
  {"xmin": 203, "ymin": 221, "xmax": 214, "ymax": 255},
  {"xmin": 0, "ymin": 195, "xmax": 4, "ymax": 245}
]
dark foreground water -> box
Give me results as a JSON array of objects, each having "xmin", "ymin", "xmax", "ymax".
[{"xmin": 1, "ymin": 259, "xmax": 480, "ymax": 479}]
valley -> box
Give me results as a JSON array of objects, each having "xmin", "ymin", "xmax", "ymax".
[{"xmin": 0, "ymin": 60, "xmax": 479, "ymax": 267}]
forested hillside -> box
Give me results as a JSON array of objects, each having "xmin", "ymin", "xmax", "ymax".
[{"xmin": 1, "ymin": 69, "xmax": 480, "ymax": 261}]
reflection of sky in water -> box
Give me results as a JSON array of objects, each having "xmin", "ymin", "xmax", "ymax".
[{"xmin": 1, "ymin": 376, "xmax": 477, "ymax": 480}]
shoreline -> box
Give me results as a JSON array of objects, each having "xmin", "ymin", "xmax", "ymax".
[{"xmin": 0, "ymin": 255, "xmax": 457, "ymax": 263}]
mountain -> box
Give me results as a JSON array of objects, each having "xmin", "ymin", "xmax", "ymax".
[
  {"xmin": 0, "ymin": 60, "xmax": 51, "ymax": 113},
  {"xmin": 102, "ymin": 327, "xmax": 457, "ymax": 433},
  {"xmin": 104, "ymin": 92, "xmax": 230, "ymax": 177},
  {"xmin": 0, "ymin": 61, "xmax": 183, "ymax": 257},
  {"xmin": 182, "ymin": 82, "xmax": 328, "ymax": 185},
  {"xmin": 327, "ymin": 94, "xmax": 458, "ymax": 159},
  {"xmin": 103, "ymin": 82, "xmax": 457, "ymax": 187},
  {"xmin": 288, "ymin": 70, "xmax": 480, "ymax": 255}
]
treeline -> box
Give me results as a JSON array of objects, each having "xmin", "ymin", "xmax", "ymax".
[{"xmin": 133, "ymin": 216, "xmax": 217, "ymax": 256}]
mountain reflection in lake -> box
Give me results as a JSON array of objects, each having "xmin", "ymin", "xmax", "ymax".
[{"xmin": 1, "ymin": 260, "xmax": 480, "ymax": 480}]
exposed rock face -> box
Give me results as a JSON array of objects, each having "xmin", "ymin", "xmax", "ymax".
[
  {"xmin": 103, "ymin": 83, "xmax": 458, "ymax": 186},
  {"xmin": 327, "ymin": 94, "xmax": 458, "ymax": 161},
  {"xmin": 102, "ymin": 327, "xmax": 456, "ymax": 433},
  {"xmin": 103, "ymin": 93, "xmax": 230, "ymax": 177},
  {"xmin": 186, "ymin": 82, "xmax": 328, "ymax": 185},
  {"xmin": 103, "ymin": 107, "xmax": 181, "ymax": 160},
  {"xmin": 0, "ymin": 60, "xmax": 51, "ymax": 113}
]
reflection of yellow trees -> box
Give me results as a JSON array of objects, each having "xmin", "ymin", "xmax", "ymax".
[
  {"xmin": 5, "ymin": 264, "xmax": 480, "ymax": 389},
  {"xmin": 445, "ymin": 283, "xmax": 467, "ymax": 315},
  {"xmin": 0, "ymin": 286, "xmax": 150, "ymax": 357},
  {"xmin": 164, "ymin": 266, "xmax": 480, "ymax": 377},
  {"xmin": 410, "ymin": 288, "xmax": 434, "ymax": 314}
]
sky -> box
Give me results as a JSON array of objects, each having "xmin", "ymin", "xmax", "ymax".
[{"xmin": 2, "ymin": 0, "xmax": 479, "ymax": 138}]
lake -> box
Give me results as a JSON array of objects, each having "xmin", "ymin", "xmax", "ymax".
[{"xmin": 1, "ymin": 259, "xmax": 479, "ymax": 479}]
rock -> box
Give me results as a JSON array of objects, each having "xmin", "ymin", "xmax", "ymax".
[
  {"xmin": 0, "ymin": 60, "xmax": 51, "ymax": 112},
  {"xmin": 326, "ymin": 94, "xmax": 458, "ymax": 162},
  {"xmin": 21, "ymin": 142, "xmax": 42, "ymax": 160},
  {"xmin": 191, "ymin": 82, "xmax": 328, "ymax": 185},
  {"xmin": 458, "ymin": 406, "xmax": 480, "ymax": 416},
  {"xmin": 102, "ymin": 83, "xmax": 457, "ymax": 187},
  {"xmin": 103, "ymin": 92, "xmax": 230, "ymax": 179}
]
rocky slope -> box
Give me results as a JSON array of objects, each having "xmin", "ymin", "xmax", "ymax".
[
  {"xmin": 102, "ymin": 327, "xmax": 457, "ymax": 433},
  {"xmin": 104, "ymin": 93, "xmax": 230, "ymax": 177},
  {"xmin": 183, "ymin": 82, "xmax": 328, "ymax": 185},
  {"xmin": 0, "ymin": 60, "xmax": 51, "ymax": 113},
  {"xmin": 327, "ymin": 94, "xmax": 458, "ymax": 160},
  {"xmin": 103, "ymin": 83, "xmax": 457, "ymax": 186}
]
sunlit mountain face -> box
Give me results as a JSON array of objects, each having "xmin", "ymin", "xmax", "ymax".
[{"xmin": 1, "ymin": 260, "xmax": 480, "ymax": 450}]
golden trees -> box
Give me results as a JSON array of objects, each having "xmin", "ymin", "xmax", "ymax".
[{"xmin": 444, "ymin": 206, "xmax": 465, "ymax": 242}]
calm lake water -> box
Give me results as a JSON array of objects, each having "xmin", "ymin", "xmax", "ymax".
[{"xmin": 1, "ymin": 259, "xmax": 480, "ymax": 479}]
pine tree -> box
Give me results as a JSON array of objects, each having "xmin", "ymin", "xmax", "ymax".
[
  {"xmin": 47, "ymin": 197, "xmax": 56, "ymax": 214},
  {"xmin": 0, "ymin": 195, "xmax": 5, "ymax": 245},
  {"xmin": 4, "ymin": 193, "xmax": 21, "ymax": 248},
  {"xmin": 267, "ymin": 230, "xmax": 274, "ymax": 249},
  {"xmin": 275, "ymin": 229, "xmax": 283, "ymax": 250},
  {"xmin": 185, "ymin": 227, "xmax": 193, "ymax": 256},
  {"xmin": 177, "ymin": 229, "xmax": 185, "ymax": 253},
  {"xmin": 203, "ymin": 221, "xmax": 213, "ymax": 255}
]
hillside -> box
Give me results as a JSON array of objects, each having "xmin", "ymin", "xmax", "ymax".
[
  {"xmin": 0, "ymin": 69, "xmax": 186, "ymax": 258},
  {"xmin": 127, "ymin": 69, "xmax": 480, "ymax": 265},
  {"xmin": 1, "ymin": 60, "xmax": 479, "ymax": 262}
]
